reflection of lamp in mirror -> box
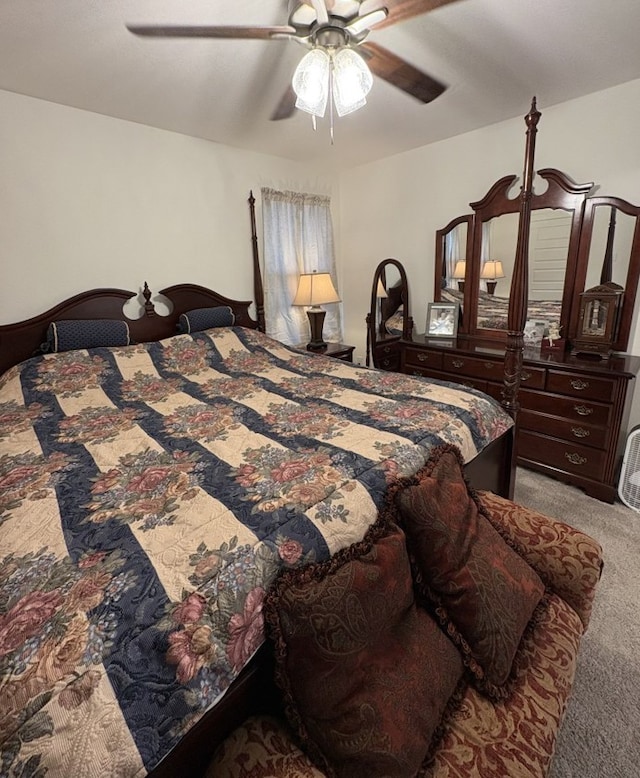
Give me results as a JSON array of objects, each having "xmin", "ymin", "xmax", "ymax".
[
  {"xmin": 481, "ymin": 260, "xmax": 505, "ymax": 295},
  {"xmin": 293, "ymin": 271, "xmax": 341, "ymax": 351},
  {"xmin": 376, "ymin": 278, "xmax": 388, "ymax": 334},
  {"xmin": 452, "ymin": 260, "xmax": 467, "ymax": 292}
]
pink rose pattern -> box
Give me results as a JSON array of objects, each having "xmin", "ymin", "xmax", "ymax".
[
  {"xmin": 34, "ymin": 352, "xmax": 109, "ymax": 397},
  {"xmin": 86, "ymin": 448, "xmax": 203, "ymax": 531},
  {"xmin": 160, "ymin": 533, "xmax": 313, "ymax": 696},
  {"xmin": 0, "ymin": 546, "xmax": 135, "ymax": 771}
]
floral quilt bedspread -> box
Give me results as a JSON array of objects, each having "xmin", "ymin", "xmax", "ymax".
[{"xmin": 0, "ymin": 326, "xmax": 512, "ymax": 777}]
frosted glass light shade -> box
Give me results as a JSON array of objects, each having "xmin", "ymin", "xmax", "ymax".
[
  {"xmin": 293, "ymin": 48, "xmax": 330, "ymax": 117},
  {"xmin": 332, "ymin": 48, "xmax": 373, "ymax": 116}
]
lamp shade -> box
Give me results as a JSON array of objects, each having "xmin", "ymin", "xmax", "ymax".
[
  {"xmin": 293, "ymin": 272, "xmax": 341, "ymax": 307},
  {"xmin": 452, "ymin": 260, "xmax": 467, "ymax": 279},
  {"xmin": 481, "ymin": 260, "xmax": 505, "ymax": 280},
  {"xmin": 376, "ymin": 279, "xmax": 388, "ymax": 298}
]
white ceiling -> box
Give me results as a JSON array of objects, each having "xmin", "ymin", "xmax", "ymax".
[{"xmin": 2, "ymin": 0, "xmax": 640, "ymax": 171}]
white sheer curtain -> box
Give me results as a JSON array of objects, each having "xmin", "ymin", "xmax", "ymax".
[
  {"xmin": 261, "ymin": 187, "xmax": 343, "ymax": 346},
  {"xmin": 444, "ymin": 229, "xmax": 461, "ymax": 288}
]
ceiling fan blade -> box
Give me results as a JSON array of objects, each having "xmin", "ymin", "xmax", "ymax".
[
  {"xmin": 270, "ymin": 84, "xmax": 298, "ymax": 121},
  {"xmin": 360, "ymin": 0, "xmax": 459, "ymax": 29},
  {"xmin": 361, "ymin": 41, "xmax": 446, "ymax": 103},
  {"xmin": 308, "ymin": 0, "xmax": 329, "ymax": 25},
  {"xmin": 126, "ymin": 24, "xmax": 296, "ymax": 40},
  {"xmin": 345, "ymin": 9, "xmax": 389, "ymax": 36}
]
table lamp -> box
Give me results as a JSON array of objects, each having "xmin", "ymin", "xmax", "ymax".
[
  {"xmin": 293, "ymin": 271, "xmax": 341, "ymax": 350},
  {"xmin": 480, "ymin": 260, "xmax": 505, "ymax": 295},
  {"xmin": 452, "ymin": 260, "xmax": 467, "ymax": 292}
]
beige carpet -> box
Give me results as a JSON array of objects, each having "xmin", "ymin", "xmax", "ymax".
[{"xmin": 514, "ymin": 467, "xmax": 640, "ymax": 778}]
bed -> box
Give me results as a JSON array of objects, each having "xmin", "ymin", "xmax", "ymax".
[{"xmin": 0, "ymin": 205, "xmax": 516, "ymax": 778}]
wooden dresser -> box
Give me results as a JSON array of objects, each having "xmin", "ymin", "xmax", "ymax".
[{"xmin": 399, "ymin": 336, "xmax": 640, "ymax": 503}]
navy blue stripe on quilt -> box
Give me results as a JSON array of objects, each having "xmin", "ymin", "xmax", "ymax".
[{"xmin": 19, "ymin": 353, "xmax": 197, "ymax": 772}]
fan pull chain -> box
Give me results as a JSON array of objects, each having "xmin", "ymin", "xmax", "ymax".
[{"xmin": 329, "ymin": 66, "xmax": 335, "ymax": 144}]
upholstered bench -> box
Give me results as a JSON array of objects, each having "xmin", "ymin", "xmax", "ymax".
[{"xmin": 206, "ymin": 456, "xmax": 603, "ymax": 778}]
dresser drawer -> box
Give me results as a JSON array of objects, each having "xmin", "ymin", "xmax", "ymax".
[
  {"xmin": 518, "ymin": 430, "xmax": 606, "ymax": 481},
  {"xmin": 374, "ymin": 344, "xmax": 400, "ymax": 372},
  {"xmin": 404, "ymin": 347, "xmax": 443, "ymax": 370},
  {"xmin": 442, "ymin": 354, "xmax": 501, "ymax": 381},
  {"xmin": 405, "ymin": 366, "xmax": 488, "ymax": 393},
  {"xmin": 546, "ymin": 370, "xmax": 616, "ymax": 402},
  {"xmin": 519, "ymin": 365, "xmax": 546, "ymax": 390},
  {"xmin": 519, "ymin": 409, "xmax": 608, "ymax": 449},
  {"xmin": 520, "ymin": 388, "xmax": 611, "ymax": 426}
]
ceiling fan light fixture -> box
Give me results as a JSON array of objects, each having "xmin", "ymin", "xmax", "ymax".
[
  {"xmin": 332, "ymin": 47, "xmax": 372, "ymax": 116},
  {"xmin": 293, "ymin": 48, "xmax": 330, "ymax": 117}
]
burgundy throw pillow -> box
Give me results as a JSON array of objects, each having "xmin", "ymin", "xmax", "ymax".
[
  {"xmin": 395, "ymin": 446, "xmax": 545, "ymax": 699},
  {"xmin": 264, "ymin": 519, "xmax": 465, "ymax": 778}
]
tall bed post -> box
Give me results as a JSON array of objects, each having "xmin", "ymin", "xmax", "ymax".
[
  {"xmin": 248, "ymin": 191, "xmax": 266, "ymax": 332},
  {"xmin": 503, "ymin": 98, "xmax": 541, "ymax": 418},
  {"xmin": 501, "ymin": 98, "xmax": 541, "ymax": 497}
]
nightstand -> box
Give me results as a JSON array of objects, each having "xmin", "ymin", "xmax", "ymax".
[{"xmin": 302, "ymin": 342, "xmax": 355, "ymax": 362}]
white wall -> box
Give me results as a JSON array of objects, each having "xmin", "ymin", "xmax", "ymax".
[
  {"xmin": 0, "ymin": 89, "xmax": 339, "ymax": 324},
  {"xmin": 338, "ymin": 78, "xmax": 640, "ymax": 429},
  {"xmin": 3, "ymin": 80, "xmax": 640, "ymax": 429}
]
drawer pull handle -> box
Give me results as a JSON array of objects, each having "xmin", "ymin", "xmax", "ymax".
[
  {"xmin": 452, "ymin": 359, "xmax": 464, "ymax": 368},
  {"xmin": 565, "ymin": 452, "xmax": 587, "ymax": 465},
  {"xmin": 571, "ymin": 426, "xmax": 590, "ymax": 438},
  {"xmin": 521, "ymin": 371, "xmax": 532, "ymax": 381},
  {"xmin": 484, "ymin": 361, "xmax": 495, "ymax": 370},
  {"xmin": 574, "ymin": 404, "xmax": 593, "ymax": 416},
  {"xmin": 570, "ymin": 379, "xmax": 590, "ymax": 391},
  {"xmin": 383, "ymin": 346, "xmax": 391, "ymax": 354},
  {"xmin": 417, "ymin": 353, "xmax": 429, "ymax": 362}
]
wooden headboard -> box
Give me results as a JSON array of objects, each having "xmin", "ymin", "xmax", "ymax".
[{"xmin": 0, "ymin": 194, "xmax": 265, "ymax": 376}]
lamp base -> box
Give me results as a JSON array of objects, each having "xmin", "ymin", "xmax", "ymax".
[
  {"xmin": 306, "ymin": 308, "xmax": 327, "ymax": 351},
  {"xmin": 457, "ymin": 281, "xmax": 465, "ymax": 292},
  {"xmin": 485, "ymin": 281, "xmax": 497, "ymax": 295}
]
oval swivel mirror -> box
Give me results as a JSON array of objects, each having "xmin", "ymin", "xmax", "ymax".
[{"xmin": 366, "ymin": 258, "xmax": 411, "ymax": 370}]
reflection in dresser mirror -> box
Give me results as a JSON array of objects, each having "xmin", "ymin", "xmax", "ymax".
[
  {"xmin": 573, "ymin": 196, "xmax": 640, "ymax": 353},
  {"xmin": 434, "ymin": 215, "xmax": 472, "ymax": 332},
  {"xmin": 465, "ymin": 169, "xmax": 593, "ymax": 342}
]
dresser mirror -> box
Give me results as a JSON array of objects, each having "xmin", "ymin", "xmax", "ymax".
[
  {"xmin": 572, "ymin": 196, "xmax": 640, "ymax": 353},
  {"xmin": 435, "ymin": 215, "xmax": 473, "ymax": 332},
  {"xmin": 434, "ymin": 167, "xmax": 640, "ymax": 353}
]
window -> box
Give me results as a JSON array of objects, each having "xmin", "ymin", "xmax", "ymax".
[{"xmin": 262, "ymin": 187, "xmax": 342, "ymax": 346}]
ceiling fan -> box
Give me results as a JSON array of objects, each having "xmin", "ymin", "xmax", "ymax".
[{"xmin": 127, "ymin": 0, "xmax": 458, "ymax": 122}]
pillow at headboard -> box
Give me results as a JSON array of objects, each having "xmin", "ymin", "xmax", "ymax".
[
  {"xmin": 46, "ymin": 319, "xmax": 130, "ymax": 353},
  {"xmin": 178, "ymin": 306, "xmax": 235, "ymax": 333}
]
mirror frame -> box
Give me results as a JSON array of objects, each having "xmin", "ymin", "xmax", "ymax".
[
  {"xmin": 435, "ymin": 169, "xmax": 595, "ymax": 343},
  {"xmin": 571, "ymin": 195, "xmax": 640, "ymax": 352},
  {"xmin": 434, "ymin": 214, "xmax": 474, "ymax": 335},
  {"xmin": 367, "ymin": 258, "xmax": 412, "ymax": 367}
]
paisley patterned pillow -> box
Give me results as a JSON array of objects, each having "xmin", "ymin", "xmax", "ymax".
[
  {"xmin": 263, "ymin": 518, "xmax": 465, "ymax": 778},
  {"xmin": 395, "ymin": 445, "xmax": 545, "ymax": 700}
]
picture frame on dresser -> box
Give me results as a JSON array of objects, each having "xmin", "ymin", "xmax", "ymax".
[{"xmin": 426, "ymin": 302, "xmax": 459, "ymax": 338}]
